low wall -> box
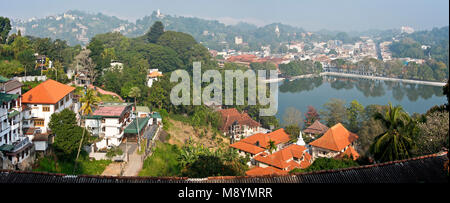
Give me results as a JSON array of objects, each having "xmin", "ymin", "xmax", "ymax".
[{"xmin": 13, "ymin": 76, "xmax": 47, "ymax": 82}]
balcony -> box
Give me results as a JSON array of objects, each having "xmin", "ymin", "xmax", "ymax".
[{"xmin": 0, "ymin": 136, "xmax": 32, "ymax": 156}]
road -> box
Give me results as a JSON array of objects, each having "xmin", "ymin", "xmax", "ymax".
[{"xmin": 122, "ymin": 145, "xmax": 143, "ymax": 176}]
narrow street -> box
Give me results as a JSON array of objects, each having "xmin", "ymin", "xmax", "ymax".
[{"xmin": 122, "ymin": 145, "xmax": 143, "ymax": 176}]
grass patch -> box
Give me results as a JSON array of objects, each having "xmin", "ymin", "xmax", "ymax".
[
  {"xmin": 138, "ymin": 142, "xmax": 181, "ymax": 177},
  {"xmin": 33, "ymin": 154, "xmax": 111, "ymax": 175},
  {"xmin": 98, "ymin": 93, "xmax": 122, "ymax": 102}
]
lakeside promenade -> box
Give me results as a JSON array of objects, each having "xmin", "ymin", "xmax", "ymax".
[{"xmin": 260, "ymin": 72, "xmax": 447, "ymax": 87}]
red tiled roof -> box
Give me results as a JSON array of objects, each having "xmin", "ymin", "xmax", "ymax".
[
  {"xmin": 245, "ymin": 166, "xmax": 288, "ymax": 176},
  {"xmin": 92, "ymin": 106, "xmax": 128, "ymax": 117},
  {"xmin": 227, "ymin": 54, "xmax": 258, "ymax": 63},
  {"xmin": 22, "ymin": 79, "xmax": 75, "ymax": 104},
  {"xmin": 218, "ymin": 108, "xmax": 260, "ymax": 131},
  {"xmin": 230, "ymin": 141, "xmax": 265, "ymax": 155},
  {"xmin": 309, "ymin": 123, "xmax": 358, "ymax": 152}
]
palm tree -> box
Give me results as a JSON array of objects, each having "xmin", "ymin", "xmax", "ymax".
[
  {"xmin": 74, "ymin": 88, "xmax": 100, "ymax": 172},
  {"xmin": 128, "ymin": 87, "xmax": 142, "ymax": 151},
  {"xmin": 268, "ymin": 140, "xmax": 277, "ymax": 154},
  {"xmin": 79, "ymin": 88, "xmax": 100, "ymax": 116},
  {"xmin": 369, "ymin": 103, "xmax": 416, "ymax": 163}
]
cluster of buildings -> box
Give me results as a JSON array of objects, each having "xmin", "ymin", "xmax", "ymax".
[
  {"xmin": 211, "ymin": 26, "xmax": 427, "ymax": 76},
  {"xmin": 1, "ymin": 73, "xmax": 163, "ymax": 170},
  {"xmin": 219, "ymin": 107, "xmax": 360, "ymax": 176}
]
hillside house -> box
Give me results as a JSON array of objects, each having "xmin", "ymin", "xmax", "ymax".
[
  {"xmin": 218, "ymin": 108, "xmax": 265, "ymax": 142},
  {"xmin": 84, "ymin": 103, "xmax": 133, "ymax": 150},
  {"xmin": 230, "ymin": 128, "xmax": 291, "ymax": 166},
  {"xmin": 21, "ymin": 79, "xmax": 77, "ymax": 135},
  {"xmin": 309, "ymin": 123, "xmax": 360, "ymax": 160},
  {"xmin": 0, "ymin": 76, "xmax": 34, "ymax": 170}
]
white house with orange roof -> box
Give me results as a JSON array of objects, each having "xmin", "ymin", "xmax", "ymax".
[
  {"xmin": 21, "ymin": 79, "xmax": 77, "ymax": 136},
  {"xmin": 147, "ymin": 69, "xmax": 163, "ymax": 88},
  {"xmin": 308, "ymin": 123, "xmax": 360, "ymax": 160},
  {"xmin": 218, "ymin": 108, "xmax": 267, "ymax": 142},
  {"xmin": 230, "ymin": 128, "xmax": 291, "ymax": 166}
]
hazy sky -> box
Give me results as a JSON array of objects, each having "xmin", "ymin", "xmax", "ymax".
[{"xmin": 1, "ymin": 0, "xmax": 448, "ymax": 31}]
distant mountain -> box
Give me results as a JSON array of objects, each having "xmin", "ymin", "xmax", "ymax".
[
  {"xmin": 10, "ymin": 10, "xmax": 448, "ymax": 53},
  {"xmin": 10, "ymin": 10, "xmax": 314, "ymax": 50},
  {"xmin": 11, "ymin": 10, "xmax": 136, "ymax": 45}
]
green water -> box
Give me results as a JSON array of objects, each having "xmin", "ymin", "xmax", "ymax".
[{"xmin": 276, "ymin": 76, "xmax": 446, "ymax": 123}]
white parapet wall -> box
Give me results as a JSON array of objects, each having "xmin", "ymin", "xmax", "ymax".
[{"xmin": 13, "ymin": 76, "xmax": 47, "ymax": 82}]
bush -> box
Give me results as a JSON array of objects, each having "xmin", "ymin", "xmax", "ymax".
[{"xmin": 105, "ymin": 147, "xmax": 123, "ymax": 158}]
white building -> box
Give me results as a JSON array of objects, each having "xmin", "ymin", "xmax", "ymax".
[
  {"xmin": 84, "ymin": 103, "xmax": 133, "ymax": 150},
  {"xmin": 235, "ymin": 36, "xmax": 243, "ymax": 45},
  {"xmin": 21, "ymin": 79, "xmax": 77, "ymax": 135},
  {"xmin": 147, "ymin": 69, "xmax": 163, "ymax": 88},
  {"xmin": 0, "ymin": 76, "xmax": 34, "ymax": 170}
]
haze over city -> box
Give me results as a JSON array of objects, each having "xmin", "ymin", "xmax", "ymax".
[{"xmin": 1, "ymin": 0, "xmax": 449, "ymax": 31}]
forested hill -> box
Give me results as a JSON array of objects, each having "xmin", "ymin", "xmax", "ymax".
[
  {"xmin": 10, "ymin": 10, "xmax": 321, "ymax": 49},
  {"xmin": 389, "ymin": 26, "xmax": 449, "ymax": 66}
]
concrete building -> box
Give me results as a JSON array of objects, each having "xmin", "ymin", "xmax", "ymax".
[
  {"xmin": 0, "ymin": 76, "xmax": 34, "ymax": 170},
  {"xmin": 21, "ymin": 79, "xmax": 77, "ymax": 135},
  {"xmin": 84, "ymin": 103, "xmax": 133, "ymax": 150}
]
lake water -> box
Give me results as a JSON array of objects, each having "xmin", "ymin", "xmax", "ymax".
[{"xmin": 276, "ymin": 76, "xmax": 447, "ymax": 123}]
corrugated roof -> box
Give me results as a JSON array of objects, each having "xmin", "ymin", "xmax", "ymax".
[
  {"xmin": 136, "ymin": 106, "xmax": 150, "ymax": 113},
  {"xmin": 4, "ymin": 79, "xmax": 23, "ymax": 92},
  {"xmin": 22, "ymin": 79, "xmax": 75, "ymax": 104},
  {"xmin": 0, "ymin": 152, "xmax": 447, "ymax": 183},
  {"xmin": 92, "ymin": 106, "xmax": 128, "ymax": 117},
  {"xmin": 124, "ymin": 117, "xmax": 150, "ymax": 134},
  {"xmin": 0, "ymin": 75, "xmax": 9, "ymax": 83},
  {"xmin": 0, "ymin": 93, "xmax": 19, "ymax": 103}
]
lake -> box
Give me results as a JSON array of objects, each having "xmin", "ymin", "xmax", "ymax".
[{"xmin": 276, "ymin": 76, "xmax": 447, "ymax": 123}]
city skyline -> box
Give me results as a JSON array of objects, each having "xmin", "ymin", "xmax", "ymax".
[{"xmin": 1, "ymin": 0, "xmax": 449, "ymax": 32}]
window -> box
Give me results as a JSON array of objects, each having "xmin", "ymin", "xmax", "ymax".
[
  {"xmin": 34, "ymin": 119, "xmax": 44, "ymax": 127},
  {"xmin": 43, "ymin": 106, "xmax": 50, "ymax": 112}
]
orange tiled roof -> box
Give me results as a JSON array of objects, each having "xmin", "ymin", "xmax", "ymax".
[
  {"xmin": 239, "ymin": 128, "xmax": 290, "ymax": 149},
  {"xmin": 230, "ymin": 141, "xmax": 265, "ymax": 155},
  {"xmin": 22, "ymin": 79, "xmax": 75, "ymax": 104},
  {"xmin": 338, "ymin": 146, "xmax": 360, "ymax": 160},
  {"xmin": 245, "ymin": 166, "xmax": 288, "ymax": 176},
  {"xmin": 148, "ymin": 71, "xmax": 163, "ymax": 78},
  {"xmin": 309, "ymin": 123, "xmax": 358, "ymax": 152},
  {"xmin": 254, "ymin": 144, "xmax": 310, "ymax": 170}
]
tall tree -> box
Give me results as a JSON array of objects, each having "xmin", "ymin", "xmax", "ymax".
[
  {"xmin": 146, "ymin": 21, "xmax": 165, "ymax": 43},
  {"xmin": 347, "ymin": 100, "xmax": 365, "ymax": 132},
  {"xmin": 49, "ymin": 109, "xmax": 88, "ymax": 160},
  {"xmin": 75, "ymin": 88, "xmax": 100, "ymax": 169},
  {"xmin": 0, "ymin": 17, "xmax": 11, "ymax": 44},
  {"xmin": 73, "ymin": 49, "xmax": 97, "ymax": 84},
  {"xmin": 369, "ymin": 103, "xmax": 417, "ymax": 162},
  {"xmin": 304, "ymin": 105, "xmax": 320, "ymax": 127},
  {"xmin": 282, "ymin": 107, "xmax": 303, "ymax": 127},
  {"xmin": 321, "ymin": 98, "xmax": 347, "ymax": 127}
]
